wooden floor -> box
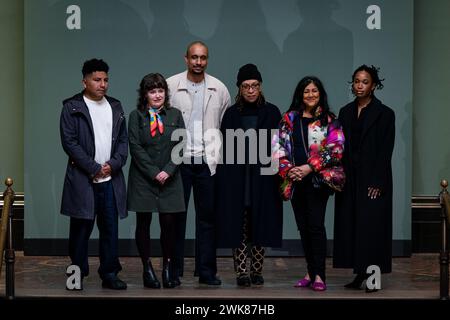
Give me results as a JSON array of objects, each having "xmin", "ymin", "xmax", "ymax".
[
  {"xmin": 2, "ymin": 253, "xmax": 449, "ymax": 318},
  {"xmin": 0, "ymin": 253, "xmax": 444, "ymax": 300}
]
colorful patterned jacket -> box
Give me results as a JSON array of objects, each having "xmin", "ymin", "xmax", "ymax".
[{"xmin": 274, "ymin": 108, "xmax": 345, "ymax": 200}]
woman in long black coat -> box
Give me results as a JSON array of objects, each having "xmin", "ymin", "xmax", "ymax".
[
  {"xmin": 333, "ymin": 65, "xmax": 395, "ymax": 292},
  {"xmin": 216, "ymin": 64, "xmax": 283, "ymax": 287}
]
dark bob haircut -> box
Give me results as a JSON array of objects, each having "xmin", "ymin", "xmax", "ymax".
[{"xmin": 137, "ymin": 73, "xmax": 170, "ymax": 111}]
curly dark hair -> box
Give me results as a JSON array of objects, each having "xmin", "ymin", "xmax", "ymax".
[
  {"xmin": 136, "ymin": 73, "xmax": 170, "ymax": 111},
  {"xmin": 351, "ymin": 64, "xmax": 384, "ymax": 91},
  {"xmin": 82, "ymin": 58, "xmax": 109, "ymax": 78},
  {"xmin": 288, "ymin": 76, "xmax": 334, "ymax": 126}
]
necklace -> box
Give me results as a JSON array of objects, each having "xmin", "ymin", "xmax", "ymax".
[
  {"xmin": 299, "ymin": 117, "xmax": 309, "ymax": 156},
  {"xmin": 357, "ymin": 98, "xmax": 371, "ymax": 109}
]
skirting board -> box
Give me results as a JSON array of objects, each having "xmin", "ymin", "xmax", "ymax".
[{"xmin": 24, "ymin": 239, "xmax": 411, "ymax": 257}]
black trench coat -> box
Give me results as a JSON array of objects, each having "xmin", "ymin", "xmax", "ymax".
[
  {"xmin": 60, "ymin": 93, "xmax": 128, "ymax": 220},
  {"xmin": 216, "ymin": 102, "xmax": 283, "ymax": 248},
  {"xmin": 333, "ymin": 97, "xmax": 395, "ymax": 274}
]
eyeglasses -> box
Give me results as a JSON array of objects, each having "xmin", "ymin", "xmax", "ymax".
[{"xmin": 241, "ymin": 83, "xmax": 260, "ymax": 91}]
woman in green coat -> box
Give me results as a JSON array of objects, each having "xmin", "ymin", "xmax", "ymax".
[{"xmin": 127, "ymin": 73, "xmax": 185, "ymax": 289}]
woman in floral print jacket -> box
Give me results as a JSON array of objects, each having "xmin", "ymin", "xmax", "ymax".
[{"xmin": 275, "ymin": 76, "xmax": 345, "ymax": 291}]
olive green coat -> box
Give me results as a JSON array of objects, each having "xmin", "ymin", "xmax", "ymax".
[{"xmin": 127, "ymin": 107, "xmax": 185, "ymax": 213}]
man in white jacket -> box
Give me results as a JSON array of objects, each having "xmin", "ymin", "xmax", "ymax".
[{"xmin": 167, "ymin": 41, "xmax": 230, "ymax": 285}]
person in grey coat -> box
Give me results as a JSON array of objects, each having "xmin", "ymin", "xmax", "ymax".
[
  {"xmin": 127, "ymin": 73, "xmax": 186, "ymax": 289},
  {"xmin": 60, "ymin": 58, "xmax": 128, "ymax": 290}
]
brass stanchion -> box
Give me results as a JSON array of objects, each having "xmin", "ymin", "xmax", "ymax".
[
  {"xmin": 0, "ymin": 178, "xmax": 15, "ymax": 299},
  {"xmin": 439, "ymin": 179, "xmax": 449, "ymax": 300}
]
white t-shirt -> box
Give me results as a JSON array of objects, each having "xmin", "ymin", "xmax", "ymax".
[
  {"xmin": 83, "ymin": 95, "xmax": 112, "ymax": 183},
  {"xmin": 186, "ymin": 79, "xmax": 205, "ymax": 157}
]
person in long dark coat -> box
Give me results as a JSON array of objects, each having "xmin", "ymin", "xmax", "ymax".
[
  {"xmin": 333, "ymin": 65, "xmax": 395, "ymax": 293},
  {"xmin": 216, "ymin": 64, "xmax": 283, "ymax": 287},
  {"xmin": 60, "ymin": 59, "xmax": 128, "ymax": 290},
  {"xmin": 127, "ymin": 73, "xmax": 185, "ymax": 289}
]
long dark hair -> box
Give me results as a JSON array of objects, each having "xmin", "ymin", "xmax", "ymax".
[
  {"xmin": 235, "ymin": 90, "xmax": 266, "ymax": 110},
  {"xmin": 137, "ymin": 73, "xmax": 170, "ymax": 111},
  {"xmin": 288, "ymin": 76, "xmax": 333, "ymax": 126}
]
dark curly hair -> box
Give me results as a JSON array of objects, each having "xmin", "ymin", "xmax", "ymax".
[
  {"xmin": 351, "ymin": 64, "xmax": 384, "ymax": 93},
  {"xmin": 82, "ymin": 58, "xmax": 109, "ymax": 78},
  {"xmin": 288, "ymin": 76, "xmax": 334, "ymax": 126},
  {"xmin": 137, "ymin": 73, "xmax": 170, "ymax": 111}
]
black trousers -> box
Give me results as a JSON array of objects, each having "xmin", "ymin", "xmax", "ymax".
[
  {"xmin": 173, "ymin": 162, "xmax": 217, "ymax": 279},
  {"xmin": 68, "ymin": 181, "xmax": 122, "ymax": 280},
  {"xmin": 290, "ymin": 181, "xmax": 330, "ymax": 281}
]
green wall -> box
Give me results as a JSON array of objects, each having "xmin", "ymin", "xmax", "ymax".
[
  {"xmin": 1, "ymin": 0, "xmax": 449, "ymax": 242},
  {"xmin": 8, "ymin": 0, "xmax": 447, "ymax": 198},
  {"xmin": 23, "ymin": 0, "xmax": 413, "ymax": 241},
  {"xmin": 412, "ymin": 0, "xmax": 450, "ymax": 195},
  {"xmin": 0, "ymin": 0, "xmax": 24, "ymax": 191}
]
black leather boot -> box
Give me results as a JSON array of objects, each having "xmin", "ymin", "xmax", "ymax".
[
  {"xmin": 250, "ymin": 272, "xmax": 265, "ymax": 285},
  {"xmin": 344, "ymin": 273, "xmax": 367, "ymax": 289},
  {"xmin": 143, "ymin": 259, "xmax": 161, "ymax": 289},
  {"xmin": 236, "ymin": 274, "xmax": 251, "ymax": 287},
  {"xmin": 162, "ymin": 259, "xmax": 177, "ymax": 288}
]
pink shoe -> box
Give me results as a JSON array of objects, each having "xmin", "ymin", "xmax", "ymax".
[
  {"xmin": 294, "ymin": 278, "xmax": 312, "ymax": 287},
  {"xmin": 311, "ymin": 281, "xmax": 327, "ymax": 291}
]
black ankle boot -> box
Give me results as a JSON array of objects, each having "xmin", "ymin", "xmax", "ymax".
[
  {"xmin": 143, "ymin": 259, "xmax": 161, "ymax": 289},
  {"xmin": 344, "ymin": 273, "xmax": 367, "ymax": 289},
  {"xmin": 162, "ymin": 260, "xmax": 176, "ymax": 288},
  {"xmin": 236, "ymin": 274, "xmax": 251, "ymax": 287},
  {"xmin": 173, "ymin": 275, "xmax": 181, "ymax": 287},
  {"xmin": 250, "ymin": 273, "xmax": 264, "ymax": 285}
]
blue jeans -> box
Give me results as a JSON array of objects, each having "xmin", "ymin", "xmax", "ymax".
[{"xmin": 69, "ymin": 180, "xmax": 122, "ymax": 280}]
